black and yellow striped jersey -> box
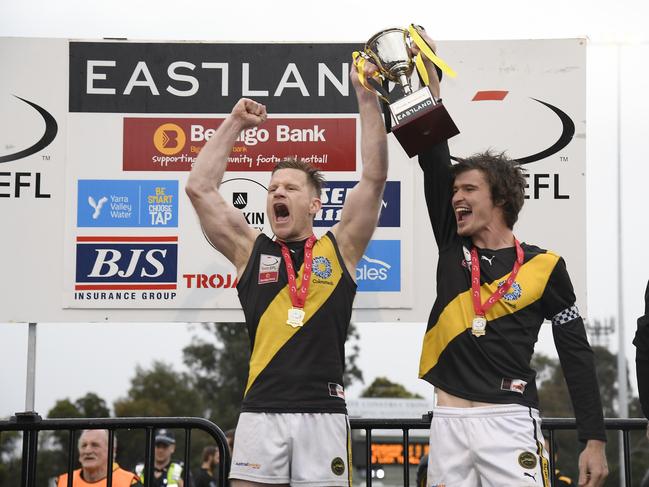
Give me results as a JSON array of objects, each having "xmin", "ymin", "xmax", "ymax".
[
  {"xmin": 418, "ymin": 142, "xmax": 605, "ymax": 442},
  {"xmin": 237, "ymin": 231, "xmax": 355, "ymax": 413}
]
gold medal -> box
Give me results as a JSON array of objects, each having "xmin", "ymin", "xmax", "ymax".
[
  {"xmin": 472, "ymin": 316, "xmax": 487, "ymax": 337},
  {"xmin": 286, "ymin": 307, "xmax": 305, "ymax": 328}
]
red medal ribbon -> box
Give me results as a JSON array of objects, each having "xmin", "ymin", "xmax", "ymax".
[
  {"xmin": 470, "ymin": 238, "xmax": 524, "ymax": 318},
  {"xmin": 277, "ymin": 234, "xmax": 317, "ymax": 310}
]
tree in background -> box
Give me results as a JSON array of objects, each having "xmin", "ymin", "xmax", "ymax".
[
  {"xmin": 0, "ymin": 431, "xmax": 20, "ymax": 486},
  {"xmin": 361, "ymin": 376, "xmax": 423, "ymax": 399},
  {"xmin": 183, "ymin": 322, "xmax": 364, "ymax": 431},
  {"xmin": 183, "ymin": 323, "xmax": 250, "ymax": 433},
  {"xmin": 534, "ymin": 347, "xmax": 648, "ymax": 486},
  {"xmin": 113, "ymin": 361, "xmax": 205, "ymax": 472}
]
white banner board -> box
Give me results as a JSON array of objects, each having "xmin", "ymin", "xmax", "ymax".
[{"xmin": 0, "ymin": 38, "xmax": 586, "ymax": 322}]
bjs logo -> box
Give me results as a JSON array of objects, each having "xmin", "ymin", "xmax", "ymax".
[
  {"xmin": 356, "ymin": 240, "xmax": 400, "ymax": 292},
  {"xmin": 75, "ymin": 236, "xmax": 178, "ymax": 289}
]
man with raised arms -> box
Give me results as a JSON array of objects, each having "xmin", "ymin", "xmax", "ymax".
[
  {"xmin": 412, "ymin": 29, "xmax": 608, "ymax": 487},
  {"xmin": 185, "ymin": 62, "xmax": 387, "ymax": 487}
]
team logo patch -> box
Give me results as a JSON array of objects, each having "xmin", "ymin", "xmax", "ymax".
[
  {"xmin": 312, "ymin": 256, "xmax": 332, "ymax": 279},
  {"xmin": 331, "ymin": 457, "xmax": 345, "ymax": 476},
  {"xmin": 258, "ymin": 254, "xmax": 280, "ymax": 284},
  {"xmin": 518, "ymin": 451, "xmax": 537, "ymax": 469},
  {"xmin": 501, "ymin": 378, "xmax": 527, "ymax": 394},
  {"xmin": 499, "ymin": 280, "xmax": 522, "ymax": 301},
  {"xmin": 328, "ymin": 382, "xmax": 345, "ymax": 399}
]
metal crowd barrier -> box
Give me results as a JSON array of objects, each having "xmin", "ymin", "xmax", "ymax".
[
  {"xmin": 2, "ymin": 413, "xmax": 646, "ymax": 487},
  {"xmin": 349, "ymin": 416, "xmax": 649, "ymax": 487},
  {"xmin": 0, "ymin": 412, "xmax": 231, "ymax": 487}
]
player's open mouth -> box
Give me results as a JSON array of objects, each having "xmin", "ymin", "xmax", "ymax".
[
  {"xmin": 274, "ymin": 203, "xmax": 290, "ymax": 223},
  {"xmin": 455, "ymin": 206, "xmax": 472, "ymax": 223}
]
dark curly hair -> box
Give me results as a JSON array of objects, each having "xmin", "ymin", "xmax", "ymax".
[
  {"xmin": 272, "ymin": 157, "xmax": 326, "ymax": 197},
  {"xmin": 451, "ymin": 150, "xmax": 526, "ymax": 229}
]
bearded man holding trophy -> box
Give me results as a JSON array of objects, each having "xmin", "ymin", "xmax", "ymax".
[{"xmin": 354, "ymin": 25, "xmax": 608, "ymax": 487}]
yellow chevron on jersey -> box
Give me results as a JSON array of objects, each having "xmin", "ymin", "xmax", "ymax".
[
  {"xmin": 419, "ymin": 251, "xmax": 560, "ymax": 377},
  {"xmin": 245, "ymin": 234, "xmax": 344, "ymax": 395}
]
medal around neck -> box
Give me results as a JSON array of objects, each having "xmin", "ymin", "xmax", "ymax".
[
  {"xmin": 287, "ymin": 307, "xmax": 305, "ymax": 328},
  {"xmin": 472, "ymin": 316, "xmax": 487, "ymax": 337}
]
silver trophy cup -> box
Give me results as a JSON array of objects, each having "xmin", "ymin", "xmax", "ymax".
[{"xmin": 363, "ymin": 27, "xmax": 459, "ymax": 157}]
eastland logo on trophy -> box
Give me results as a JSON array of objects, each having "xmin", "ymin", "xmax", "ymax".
[{"xmin": 353, "ymin": 25, "xmax": 460, "ymax": 156}]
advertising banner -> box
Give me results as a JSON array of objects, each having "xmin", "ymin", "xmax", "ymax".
[{"xmin": 0, "ymin": 38, "xmax": 586, "ymax": 322}]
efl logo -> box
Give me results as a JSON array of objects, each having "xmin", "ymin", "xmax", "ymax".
[
  {"xmin": 77, "ymin": 180, "xmax": 179, "ymax": 227},
  {"xmin": 314, "ymin": 181, "xmax": 400, "ymax": 227},
  {"xmin": 75, "ymin": 236, "xmax": 178, "ymax": 290},
  {"xmin": 356, "ymin": 240, "xmax": 400, "ymax": 292}
]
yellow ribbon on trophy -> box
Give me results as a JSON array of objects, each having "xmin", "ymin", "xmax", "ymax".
[
  {"xmin": 351, "ymin": 50, "xmax": 390, "ymax": 103},
  {"xmin": 408, "ymin": 24, "xmax": 457, "ymax": 85},
  {"xmin": 352, "ymin": 26, "xmax": 457, "ymax": 100}
]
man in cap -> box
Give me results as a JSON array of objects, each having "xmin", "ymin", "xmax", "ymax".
[
  {"xmin": 56, "ymin": 429, "xmax": 140, "ymax": 487},
  {"xmin": 135, "ymin": 429, "xmax": 187, "ymax": 487}
]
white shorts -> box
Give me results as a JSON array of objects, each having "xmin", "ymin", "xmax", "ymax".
[
  {"xmin": 229, "ymin": 412, "xmax": 352, "ymax": 486},
  {"xmin": 427, "ymin": 404, "xmax": 550, "ymax": 487}
]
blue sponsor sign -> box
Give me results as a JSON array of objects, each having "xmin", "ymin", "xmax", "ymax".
[
  {"xmin": 75, "ymin": 237, "xmax": 178, "ymax": 287},
  {"xmin": 314, "ymin": 181, "xmax": 400, "ymax": 227},
  {"xmin": 77, "ymin": 180, "xmax": 178, "ymax": 227},
  {"xmin": 356, "ymin": 240, "xmax": 400, "ymax": 292}
]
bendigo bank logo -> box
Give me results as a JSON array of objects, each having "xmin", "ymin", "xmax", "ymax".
[
  {"xmin": 153, "ymin": 123, "xmax": 186, "ymax": 155},
  {"xmin": 75, "ymin": 236, "xmax": 178, "ymax": 290},
  {"xmin": 356, "ymin": 240, "xmax": 400, "ymax": 292}
]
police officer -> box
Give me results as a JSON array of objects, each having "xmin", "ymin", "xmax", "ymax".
[{"xmin": 136, "ymin": 429, "xmax": 188, "ymax": 487}]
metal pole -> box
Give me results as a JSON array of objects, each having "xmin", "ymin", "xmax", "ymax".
[
  {"xmin": 25, "ymin": 323, "xmax": 37, "ymax": 412},
  {"xmin": 616, "ymin": 43, "xmax": 629, "ymax": 487}
]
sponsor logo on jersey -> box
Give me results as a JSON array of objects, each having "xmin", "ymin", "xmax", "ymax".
[
  {"xmin": 331, "ymin": 457, "xmax": 345, "ymax": 476},
  {"xmin": 518, "ymin": 451, "xmax": 538, "ymax": 469},
  {"xmin": 77, "ymin": 180, "xmax": 178, "ymax": 227},
  {"xmin": 356, "ymin": 240, "xmax": 400, "ymax": 292},
  {"xmin": 500, "ymin": 280, "xmax": 522, "ymax": 301},
  {"xmin": 312, "ymin": 256, "xmax": 332, "ymax": 279},
  {"xmin": 501, "ymin": 378, "xmax": 527, "ymax": 394},
  {"xmin": 258, "ymin": 253, "xmax": 280, "ymax": 284},
  {"xmin": 328, "ymin": 383, "xmax": 345, "ymax": 400}
]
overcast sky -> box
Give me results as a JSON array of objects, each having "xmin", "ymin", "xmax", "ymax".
[{"xmin": 1, "ymin": 0, "xmax": 648, "ymax": 418}]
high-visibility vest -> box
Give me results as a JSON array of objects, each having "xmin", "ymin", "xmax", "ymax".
[
  {"xmin": 56, "ymin": 465, "xmax": 139, "ymax": 487},
  {"xmin": 135, "ymin": 462, "xmax": 183, "ymax": 486}
]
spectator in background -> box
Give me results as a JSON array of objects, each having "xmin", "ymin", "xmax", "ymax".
[
  {"xmin": 56, "ymin": 429, "xmax": 140, "ymax": 487},
  {"xmin": 194, "ymin": 446, "xmax": 218, "ymax": 487},
  {"xmin": 634, "ymin": 280, "xmax": 649, "ymax": 423},
  {"xmin": 135, "ymin": 429, "xmax": 188, "ymax": 487},
  {"xmin": 634, "ymin": 279, "xmax": 649, "ymax": 487},
  {"xmin": 544, "ymin": 439, "xmax": 574, "ymax": 486},
  {"xmin": 223, "ymin": 429, "xmax": 235, "ymax": 454}
]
